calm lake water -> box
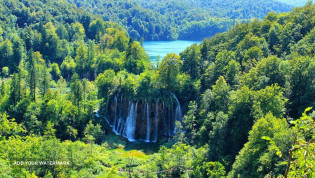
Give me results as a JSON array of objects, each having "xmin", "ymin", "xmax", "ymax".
[{"xmin": 143, "ymin": 40, "xmax": 200, "ymax": 62}]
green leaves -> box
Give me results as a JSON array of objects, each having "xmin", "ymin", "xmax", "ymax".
[
  {"xmin": 205, "ymin": 162, "xmax": 226, "ymax": 178},
  {"xmin": 229, "ymin": 113, "xmax": 294, "ymax": 177},
  {"xmin": 44, "ymin": 121, "xmax": 56, "ymax": 139},
  {"xmin": 83, "ymin": 120, "xmax": 104, "ymax": 144},
  {"xmin": 182, "ymin": 101, "xmax": 198, "ymax": 144},
  {"xmin": 0, "ymin": 113, "xmax": 25, "ymax": 139},
  {"xmin": 286, "ymin": 108, "xmax": 315, "ymax": 177},
  {"xmin": 156, "ymin": 53, "xmax": 182, "ymax": 90},
  {"xmin": 261, "ymin": 136, "xmax": 283, "ymax": 157}
]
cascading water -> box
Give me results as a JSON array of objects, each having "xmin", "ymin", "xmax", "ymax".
[
  {"xmin": 113, "ymin": 95, "xmax": 118, "ymax": 128},
  {"xmin": 123, "ymin": 102, "xmax": 137, "ymax": 141},
  {"xmin": 153, "ymin": 100, "xmax": 159, "ymax": 142},
  {"xmin": 145, "ymin": 103, "xmax": 150, "ymax": 142},
  {"xmin": 162, "ymin": 102, "xmax": 167, "ymax": 136},
  {"xmin": 97, "ymin": 92, "xmax": 183, "ymax": 142},
  {"xmin": 113, "ymin": 95, "xmax": 123, "ymax": 135},
  {"xmin": 171, "ymin": 93, "xmax": 182, "ymax": 133}
]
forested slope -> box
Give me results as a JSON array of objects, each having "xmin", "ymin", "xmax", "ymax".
[
  {"xmin": 276, "ymin": 0, "xmax": 314, "ymax": 7},
  {"xmin": 0, "ymin": 0, "xmax": 151, "ymax": 176},
  {"xmin": 172, "ymin": 2, "xmax": 315, "ymax": 176},
  {"xmin": 0, "ymin": 0, "xmax": 314, "ymax": 177},
  {"xmin": 67, "ymin": 0, "xmax": 292, "ymax": 40}
]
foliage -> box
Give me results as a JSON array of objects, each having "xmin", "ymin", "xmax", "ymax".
[
  {"xmin": 66, "ymin": 0, "xmax": 292, "ymax": 40},
  {"xmin": 229, "ymin": 113, "xmax": 294, "ymax": 177},
  {"xmin": 0, "ymin": 0, "xmax": 314, "ymax": 177}
]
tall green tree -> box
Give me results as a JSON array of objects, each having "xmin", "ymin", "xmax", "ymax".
[
  {"xmin": 180, "ymin": 44, "xmax": 202, "ymax": 79},
  {"xmin": 70, "ymin": 73, "xmax": 83, "ymax": 110},
  {"xmin": 156, "ymin": 53, "xmax": 182, "ymax": 90}
]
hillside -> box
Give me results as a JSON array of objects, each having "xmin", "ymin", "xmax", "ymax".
[
  {"xmin": 0, "ymin": 0, "xmax": 314, "ymax": 177},
  {"xmin": 67, "ymin": 0, "xmax": 292, "ymax": 40},
  {"xmin": 276, "ymin": 0, "xmax": 314, "ymax": 7}
]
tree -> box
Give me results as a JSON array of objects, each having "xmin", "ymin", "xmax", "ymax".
[
  {"xmin": 61, "ymin": 56, "xmax": 76, "ymax": 81},
  {"xmin": 125, "ymin": 41, "xmax": 148, "ymax": 74},
  {"xmin": 205, "ymin": 162, "xmax": 226, "ymax": 178},
  {"xmin": 44, "ymin": 121, "xmax": 56, "ymax": 139},
  {"xmin": 88, "ymin": 19, "xmax": 106, "ymax": 41},
  {"xmin": 227, "ymin": 86, "xmax": 255, "ymax": 162},
  {"xmin": 180, "ymin": 44, "xmax": 202, "ymax": 79},
  {"xmin": 12, "ymin": 36, "xmax": 25, "ymax": 72},
  {"xmin": 0, "ymin": 113, "xmax": 25, "ymax": 138},
  {"xmin": 41, "ymin": 22, "xmax": 59, "ymax": 61},
  {"xmin": 71, "ymin": 22, "xmax": 86, "ymax": 41},
  {"xmin": 111, "ymin": 30, "xmax": 129, "ymax": 52},
  {"xmin": 268, "ymin": 24, "xmax": 281, "ymax": 54},
  {"xmin": 75, "ymin": 43, "xmax": 88, "ymax": 78},
  {"xmin": 41, "ymin": 66, "xmax": 50, "ymax": 96},
  {"xmin": 156, "ymin": 53, "xmax": 182, "ymax": 90},
  {"xmin": 1, "ymin": 67, "xmax": 9, "ymax": 78},
  {"xmin": 204, "ymin": 50, "xmax": 237, "ymax": 87},
  {"xmin": 83, "ymin": 120, "xmax": 104, "ymax": 144},
  {"xmin": 284, "ymin": 108, "xmax": 315, "ymax": 177},
  {"xmin": 183, "ymin": 101, "xmax": 198, "ymax": 144},
  {"xmin": 0, "ymin": 39, "xmax": 13, "ymax": 69},
  {"xmin": 208, "ymin": 112, "xmax": 229, "ymax": 162},
  {"xmin": 229, "ymin": 113, "xmax": 294, "ymax": 177},
  {"xmin": 56, "ymin": 39, "xmax": 69, "ymax": 61},
  {"xmin": 28, "ymin": 51, "xmax": 37, "ymax": 101},
  {"xmin": 70, "ymin": 73, "xmax": 83, "ymax": 110},
  {"xmin": 212, "ymin": 76, "xmax": 230, "ymax": 113},
  {"xmin": 9, "ymin": 73, "xmax": 22, "ymax": 106},
  {"xmin": 96, "ymin": 69, "xmax": 116, "ymax": 99},
  {"xmin": 50, "ymin": 63, "xmax": 61, "ymax": 81},
  {"xmin": 241, "ymin": 56, "xmax": 285, "ymax": 90},
  {"xmin": 287, "ymin": 56, "xmax": 315, "ymax": 118},
  {"xmin": 225, "ymin": 60, "xmax": 240, "ymax": 86},
  {"xmin": 252, "ymin": 84, "xmax": 286, "ymax": 119}
]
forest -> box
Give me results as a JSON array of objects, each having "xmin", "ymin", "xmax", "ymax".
[
  {"xmin": 0, "ymin": 0, "xmax": 315, "ymax": 177},
  {"xmin": 277, "ymin": 0, "xmax": 315, "ymax": 6},
  {"xmin": 66, "ymin": 0, "xmax": 293, "ymax": 41}
]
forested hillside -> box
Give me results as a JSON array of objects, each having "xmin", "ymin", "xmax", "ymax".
[
  {"xmin": 67, "ymin": 0, "xmax": 292, "ymax": 40},
  {"xmin": 276, "ymin": 0, "xmax": 314, "ymax": 7},
  {"xmin": 0, "ymin": 0, "xmax": 314, "ymax": 177},
  {"xmin": 0, "ymin": 0, "xmax": 151, "ymax": 176},
  {"xmin": 174, "ymin": 2, "xmax": 315, "ymax": 176}
]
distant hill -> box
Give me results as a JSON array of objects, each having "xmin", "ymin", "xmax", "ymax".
[
  {"xmin": 276, "ymin": 0, "xmax": 314, "ymax": 7},
  {"xmin": 67, "ymin": 0, "xmax": 292, "ymax": 41}
]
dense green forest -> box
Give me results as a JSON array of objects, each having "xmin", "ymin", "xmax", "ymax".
[
  {"xmin": 276, "ymin": 0, "xmax": 314, "ymax": 6},
  {"xmin": 0, "ymin": 0, "xmax": 315, "ymax": 177},
  {"xmin": 67, "ymin": 0, "xmax": 293, "ymax": 40}
]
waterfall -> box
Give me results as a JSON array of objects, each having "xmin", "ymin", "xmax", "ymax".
[
  {"xmin": 153, "ymin": 100, "xmax": 159, "ymax": 142},
  {"xmin": 168, "ymin": 108, "xmax": 171, "ymax": 136},
  {"xmin": 113, "ymin": 95, "xmax": 118, "ymax": 129},
  {"xmin": 124, "ymin": 102, "xmax": 137, "ymax": 142},
  {"xmin": 97, "ymin": 92, "xmax": 183, "ymax": 142},
  {"xmin": 162, "ymin": 102, "xmax": 167, "ymax": 136},
  {"xmin": 113, "ymin": 95, "xmax": 123, "ymax": 135},
  {"xmin": 171, "ymin": 93, "xmax": 182, "ymax": 133},
  {"xmin": 145, "ymin": 103, "xmax": 150, "ymax": 142},
  {"xmin": 105, "ymin": 97, "xmax": 110, "ymax": 125},
  {"xmin": 115, "ymin": 118, "xmax": 121, "ymax": 135}
]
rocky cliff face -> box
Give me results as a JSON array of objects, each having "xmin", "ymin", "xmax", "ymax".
[{"xmin": 105, "ymin": 93, "xmax": 182, "ymax": 142}]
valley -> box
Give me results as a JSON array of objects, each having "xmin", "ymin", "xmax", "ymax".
[{"xmin": 0, "ymin": 0, "xmax": 314, "ymax": 177}]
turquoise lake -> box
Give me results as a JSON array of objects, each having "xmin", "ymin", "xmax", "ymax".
[{"xmin": 143, "ymin": 40, "xmax": 200, "ymax": 62}]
